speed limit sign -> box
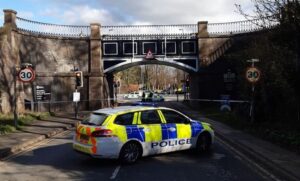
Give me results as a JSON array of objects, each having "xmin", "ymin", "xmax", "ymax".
[
  {"xmin": 246, "ymin": 67, "xmax": 261, "ymax": 83},
  {"xmin": 18, "ymin": 67, "xmax": 35, "ymax": 82}
]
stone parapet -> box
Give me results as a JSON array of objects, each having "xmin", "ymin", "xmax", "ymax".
[
  {"xmin": 3, "ymin": 9, "xmax": 17, "ymax": 29},
  {"xmin": 198, "ymin": 21, "xmax": 208, "ymax": 38},
  {"xmin": 90, "ymin": 23, "xmax": 101, "ymax": 40}
]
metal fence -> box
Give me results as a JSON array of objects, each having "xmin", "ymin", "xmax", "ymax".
[
  {"xmin": 16, "ymin": 17, "xmax": 90, "ymax": 38},
  {"xmin": 15, "ymin": 16, "xmax": 278, "ymax": 38},
  {"xmin": 207, "ymin": 18, "xmax": 278, "ymax": 36},
  {"xmin": 101, "ymin": 24, "xmax": 198, "ymax": 36}
]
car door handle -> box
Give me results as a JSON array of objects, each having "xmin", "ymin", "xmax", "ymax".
[{"xmin": 168, "ymin": 127, "xmax": 176, "ymax": 132}]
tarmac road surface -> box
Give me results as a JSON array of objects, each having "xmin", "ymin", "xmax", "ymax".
[{"xmin": 0, "ymin": 128, "xmax": 267, "ymax": 181}]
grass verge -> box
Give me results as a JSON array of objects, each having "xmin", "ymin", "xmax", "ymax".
[{"xmin": 0, "ymin": 112, "xmax": 50, "ymax": 135}]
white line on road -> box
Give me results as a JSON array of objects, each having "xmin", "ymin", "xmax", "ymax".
[
  {"xmin": 216, "ymin": 137, "xmax": 281, "ymax": 181},
  {"xmin": 110, "ymin": 165, "xmax": 121, "ymax": 180}
]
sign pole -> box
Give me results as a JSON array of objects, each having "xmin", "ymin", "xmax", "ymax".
[
  {"xmin": 75, "ymin": 88, "xmax": 78, "ymax": 119},
  {"xmin": 246, "ymin": 59, "xmax": 260, "ymax": 123},
  {"xmin": 13, "ymin": 66, "xmax": 19, "ymax": 128},
  {"xmin": 250, "ymin": 84, "xmax": 255, "ymax": 123},
  {"xmin": 73, "ymin": 86, "xmax": 80, "ymax": 119},
  {"xmin": 48, "ymin": 97, "xmax": 51, "ymax": 113}
]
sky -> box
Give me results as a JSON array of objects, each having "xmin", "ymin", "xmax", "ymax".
[{"xmin": 0, "ymin": 0, "xmax": 254, "ymax": 26}]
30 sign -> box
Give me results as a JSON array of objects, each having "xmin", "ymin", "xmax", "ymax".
[
  {"xmin": 245, "ymin": 67, "xmax": 261, "ymax": 83},
  {"xmin": 18, "ymin": 67, "xmax": 35, "ymax": 82}
]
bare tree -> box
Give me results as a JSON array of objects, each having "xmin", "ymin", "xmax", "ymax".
[
  {"xmin": 235, "ymin": 0, "xmax": 300, "ymax": 122},
  {"xmin": 236, "ymin": 0, "xmax": 300, "ymax": 27}
]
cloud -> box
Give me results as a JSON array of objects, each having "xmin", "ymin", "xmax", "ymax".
[
  {"xmin": 18, "ymin": 11, "xmax": 34, "ymax": 19},
  {"xmin": 60, "ymin": 5, "xmax": 116, "ymax": 25},
  {"xmin": 0, "ymin": 11, "xmax": 3, "ymax": 26},
  {"xmin": 131, "ymin": 21, "xmax": 152, "ymax": 26},
  {"xmin": 39, "ymin": 8, "xmax": 61, "ymax": 18},
  {"xmin": 14, "ymin": 0, "xmax": 254, "ymax": 25},
  {"xmin": 96, "ymin": 0, "xmax": 253, "ymax": 24}
]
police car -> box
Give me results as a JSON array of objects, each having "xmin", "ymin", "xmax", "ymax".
[
  {"xmin": 73, "ymin": 106, "xmax": 214, "ymax": 163},
  {"xmin": 123, "ymin": 91, "xmax": 140, "ymax": 99}
]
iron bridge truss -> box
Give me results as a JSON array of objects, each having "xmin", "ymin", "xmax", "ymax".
[{"xmin": 102, "ymin": 34, "xmax": 199, "ymax": 73}]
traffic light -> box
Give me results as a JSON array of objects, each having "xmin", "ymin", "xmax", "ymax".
[{"xmin": 75, "ymin": 71, "xmax": 83, "ymax": 87}]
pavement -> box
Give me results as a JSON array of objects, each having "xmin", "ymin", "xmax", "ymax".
[
  {"xmin": 0, "ymin": 110, "xmax": 299, "ymax": 181},
  {"xmin": 0, "ymin": 113, "xmax": 80, "ymax": 159}
]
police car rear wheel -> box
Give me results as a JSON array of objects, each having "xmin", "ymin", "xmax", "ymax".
[
  {"xmin": 196, "ymin": 133, "xmax": 211, "ymax": 153},
  {"xmin": 119, "ymin": 142, "xmax": 141, "ymax": 164}
]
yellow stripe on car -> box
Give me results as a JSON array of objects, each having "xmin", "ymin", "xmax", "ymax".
[
  {"xmin": 107, "ymin": 115, "xmax": 128, "ymax": 143},
  {"xmin": 176, "ymin": 124, "xmax": 192, "ymax": 139}
]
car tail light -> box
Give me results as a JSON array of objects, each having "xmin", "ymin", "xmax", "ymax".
[{"xmin": 91, "ymin": 129, "xmax": 114, "ymax": 137}]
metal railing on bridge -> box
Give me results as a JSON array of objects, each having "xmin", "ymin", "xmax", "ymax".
[
  {"xmin": 101, "ymin": 24, "xmax": 198, "ymax": 36},
  {"xmin": 15, "ymin": 16, "xmax": 278, "ymax": 38},
  {"xmin": 207, "ymin": 18, "xmax": 278, "ymax": 36},
  {"xmin": 16, "ymin": 17, "xmax": 90, "ymax": 38}
]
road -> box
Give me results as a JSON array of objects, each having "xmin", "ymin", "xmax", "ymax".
[
  {"xmin": 0, "ymin": 131, "xmax": 265, "ymax": 181},
  {"xmin": 0, "ymin": 102, "xmax": 269, "ymax": 181},
  {"xmin": 117, "ymin": 93, "xmax": 185, "ymax": 103}
]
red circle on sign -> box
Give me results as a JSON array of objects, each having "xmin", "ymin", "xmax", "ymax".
[
  {"xmin": 18, "ymin": 67, "xmax": 35, "ymax": 83},
  {"xmin": 245, "ymin": 67, "xmax": 261, "ymax": 83}
]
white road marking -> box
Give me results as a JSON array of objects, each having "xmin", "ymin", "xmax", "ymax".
[
  {"xmin": 110, "ymin": 165, "xmax": 121, "ymax": 180},
  {"xmin": 212, "ymin": 153, "xmax": 226, "ymax": 160},
  {"xmin": 216, "ymin": 137, "xmax": 281, "ymax": 181}
]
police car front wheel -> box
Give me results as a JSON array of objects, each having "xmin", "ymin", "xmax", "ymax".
[
  {"xmin": 119, "ymin": 142, "xmax": 142, "ymax": 164},
  {"xmin": 196, "ymin": 132, "xmax": 211, "ymax": 153}
]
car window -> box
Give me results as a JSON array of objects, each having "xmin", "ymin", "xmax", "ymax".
[
  {"xmin": 161, "ymin": 110, "xmax": 190, "ymax": 124},
  {"xmin": 114, "ymin": 113, "xmax": 134, "ymax": 125},
  {"xmin": 81, "ymin": 113, "xmax": 108, "ymax": 126},
  {"xmin": 140, "ymin": 110, "xmax": 162, "ymax": 124}
]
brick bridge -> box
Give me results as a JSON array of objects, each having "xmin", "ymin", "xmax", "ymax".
[{"xmin": 0, "ymin": 9, "xmax": 275, "ymax": 113}]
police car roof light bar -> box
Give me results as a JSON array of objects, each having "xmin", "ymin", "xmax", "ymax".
[{"xmin": 131, "ymin": 102, "xmax": 158, "ymax": 107}]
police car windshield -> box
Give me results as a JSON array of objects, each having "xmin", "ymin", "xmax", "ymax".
[{"xmin": 81, "ymin": 113, "xmax": 108, "ymax": 126}]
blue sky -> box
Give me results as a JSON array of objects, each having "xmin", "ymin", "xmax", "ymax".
[{"xmin": 1, "ymin": 0, "xmax": 253, "ymax": 26}]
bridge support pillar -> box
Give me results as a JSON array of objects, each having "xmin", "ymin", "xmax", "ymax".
[
  {"xmin": 189, "ymin": 58, "xmax": 236, "ymax": 108},
  {"xmin": 88, "ymin": 75, "xmax": 110, "ymax": 109},
  {"xmin": 88, "ymin": 23, "xmax": 110, "ymax": 109},
  {"xmin": 198, "ymin": 21, "xmax": 211, "ymax": 66},
  {"xmin": 197, "ymin": 21, "xmax": 231, "ymax": 67},
  {"xmin": 0, "ymin": 9, "xmax": 25, "ymax": 114},
  {"xmin": 189, "ymin": 73, "xmax": 200, "ymax": 101},
  {"xmin": 106, "ymin": 73, "xmax": 114, "ymax": 103},
  {"xmin": 189, "ymin": 72, "xmax": 223, "ymax": 107}
]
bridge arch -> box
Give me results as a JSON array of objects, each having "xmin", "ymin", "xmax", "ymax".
[{"xmin": 104, "ymin": 57, "xmax": 198, "ymax": 74}]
